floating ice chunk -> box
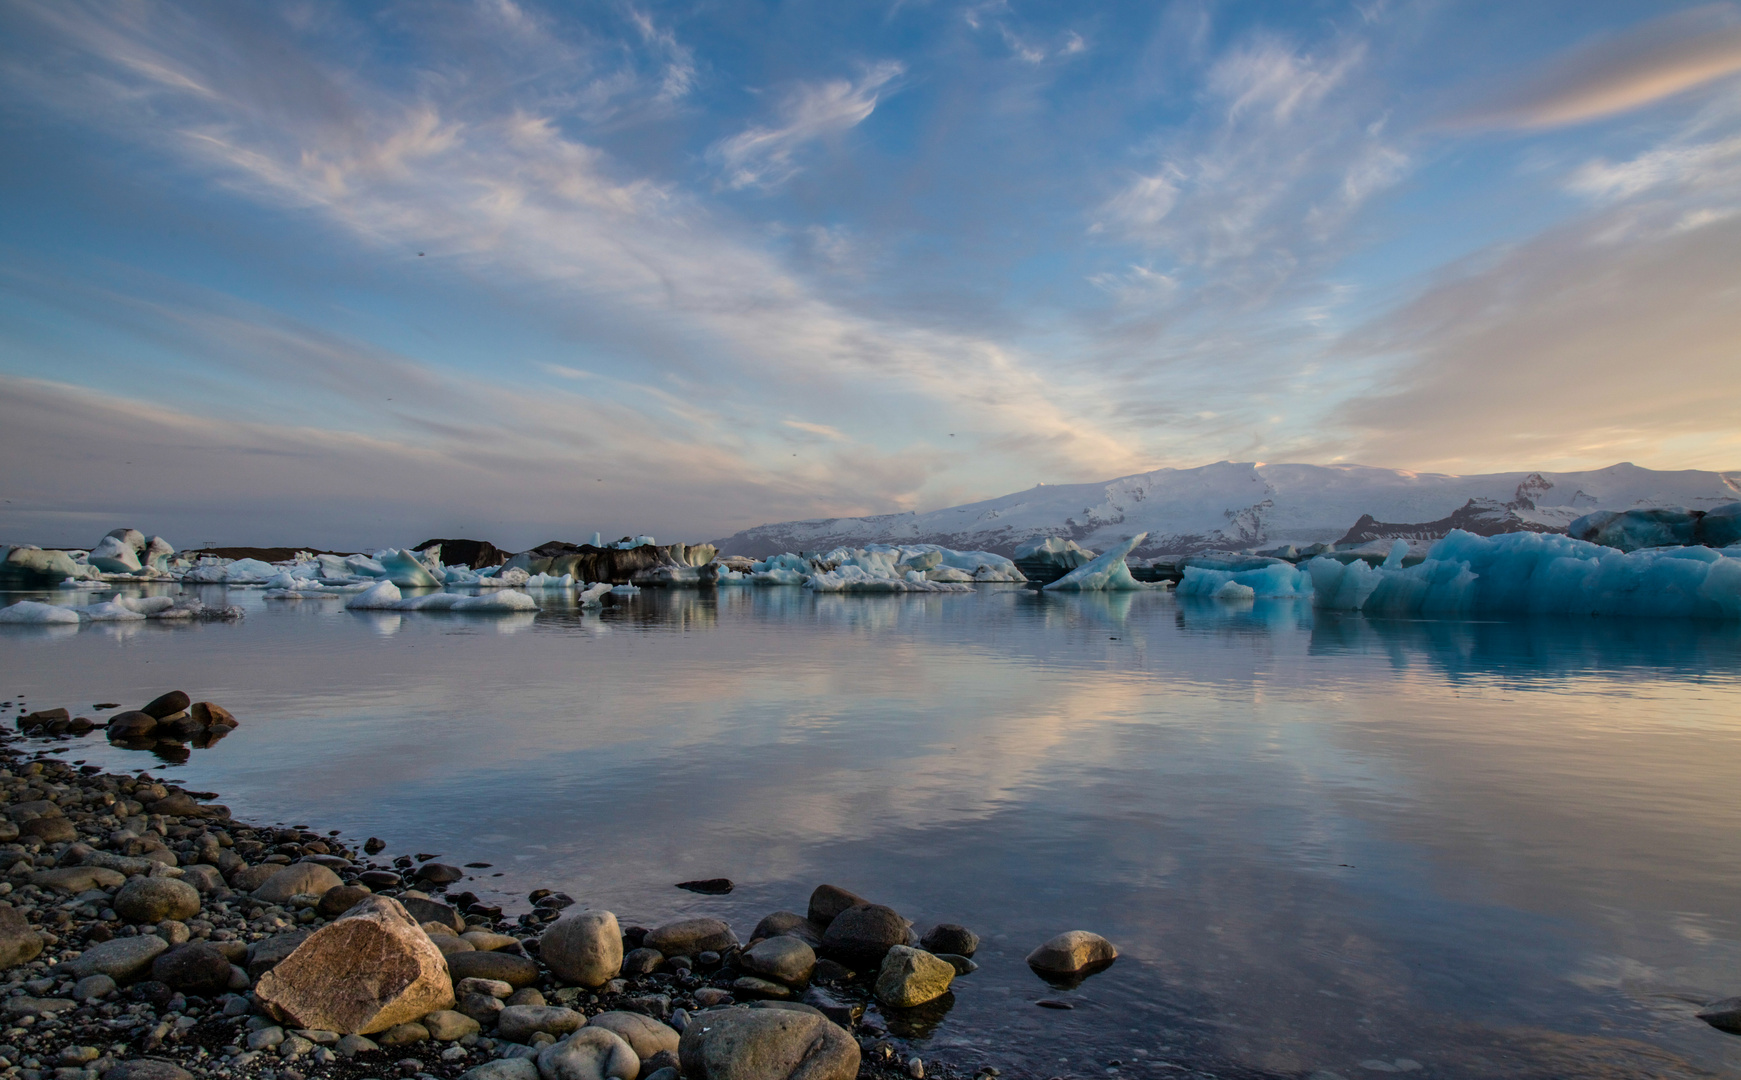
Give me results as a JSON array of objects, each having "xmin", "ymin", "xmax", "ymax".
[
  {"xmin": 1044, "ymin": 534, "xmax": 1157, "ymax": 591},
  {"xmin": 610, "ymin": 583, "xmax": 640, "ymax": 595},
  {"xmin": 345, "ymin": 580, "xmax": 403, "ymax": 609},
  {"xmin": 1014, "ymin": 536, "xmax": 1096, "ymax": 571},
  {"xmin": 88, "ymin": 534, "xmax": 143, "ymax": 574},
  {"xmin": 805, "ymin": 566, "xmax": 972, "ymax": 592},
  {"xmin": 75, "ymin": 600, "xmax": 147, "ymax": 622},
  {"xmin": 479, "ymin": 566, "xmax": 531, "ymax": 587},
  {"xmin": 926, "ymin": 566, "xmax": 975, "ymax": 583},
  {"xmin": 523, "ymin": 573, "xmax": 576, "ymax": 589},
  {"xmin": 578, "ymin": 582, "xmax": 612, "ymax": 606},
  {"xmin": 1, "ymin": 546, "xmax": 83, "ymax": 586},
  {"xmin": 1214, "ymin": 580, "xmax": 1256, "ymax": 600},
  {"xmin": 378, "ymin": 548, "xmax": 443, "ymax": 587},
  {"xmin": 589, "ymin": 532, "xmax": 603, "ymax": 546},
  {"xmin": 344, "ymin": 579, "xmax": 538, "ymax": 612},
  {"xmin": 143, "ymin": 536, "xmax": 175, "ymax": 573},
  {"xmin": 1179, "ymin": 563, "xmax": 1307, "ymax": 598},
  {"xmin": 752, "ymin": 568, "xmax": 808, "ymax": 585},
  {"xmin": 0, "ymin": 600, "xmax": 81, "ymax": 624},
  {"xmin": 344, "ymin": 554, "xmax": 387, "ymax": 578}
]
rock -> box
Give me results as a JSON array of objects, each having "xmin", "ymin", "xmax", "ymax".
[
  {"xmin": 457, "ymin": 977, "xmax": 515, "ymax": 999},
  {"xmin": 798, "ymin": 987, "xmax": 862, "ymax": 1028},
  {"xmin": 335, "ymin": 1033, "xmax": 379, "ymax": 1056},
  {"xmin": 509, "ymin": 987, "xmax": 547, "ymax": 1007},
  {"xmin": 919, "ymin": 924, "xmax": 978, "ymax": 957},
  {"xmin": 751, "ymin": 912, "xmax": 823, "ymax": 947},
  {"xmin": 253, "ymin": 863, "xmax": 344, "ymax": 905},
  {"xmin": 424, "ymin": 1009, "xmax": 481, "ymax": 1041},
  {"xmin": 447, "ymin": 948, "xmax": 540, "ymax": 988},
  {"xmin": 106, "ymin": 712, "xmax": 159, "ymax": 740},
  {"xmin": 359, "ymin": 868, "xmax": 401, "ymax": 888},
  {"xmin": 462, "ymin": 1060, "xmax": 542, "ymax": 1080},
  {"xmin": 102, "ymin": 1059, "xmax": 194, "ymax": 1080},
  {"xmin": 644, "ymin": 917, "xmax": 737, "ymax": 958},
  {"xmin": 820, "ymin": 904, "xmax": 908, "ymax": 962},
  {"xmin": 936, "ymin": 954, "xmax": 977, "ymax": 975},
  {"xmin": 675, "ymin": 878, "xmax": 734, "ymax": 895},
  {"xmin": 179, "ymin": 864, "xmax": 225, "ymax": 893},
  {"xmin": 454, "ymin": 928, "xmax": 508, "ymax": 948},
  {"xmin": 141, "ymin": 690, "xmax": 191, "ymax": 718},
  {"xmin": 1698, "ymin": 998, "xmax": 1741, "ymax": 1034},
  {"xmin": 732, "ymin": 976, "xmax": 792, "ymax": 1000},
  {"xmin": 23, "ymin": 816, "xmax": 77, "ymax": 843},
  {"xmin": 692, "ymin": 988, "xmax": 733, "ymax": 1008},
  {"xmin": 151, "ymin": 942, "xmax": 233, "ymax": 994},
  {"xmin": 61, "ymin": 934, "xmax": 169, "ymax": 982},
  {"xmin": 7, "ymin": 798, "xmax": 61, "ymax": 823},
  {"xmin": 401, "ymin": 896, "xmax": 463, "ymax": 932},
  {"xmin": 1025, "ymin": 931, "xmax": 1118, "ymax": 976},
  {"xmin": 147, "ymin": 792, "xmax": 210, "ymax": 817},
  {"xmin": 874, "ymin": 947, "xmax": 954, "ymax": 1008},
  {"xmin": 73, "ymin": 974, "xmax": 117, "ymax": 1001},
  {"xmin": 247, "ymin": 930, "xmax": 313, "ymax": 979},
  {"xmin": 228, "ymin": 864, "xmax": 282, "ymax": 893},
  {"xmin": 587, "ymin": 1012, "xmax": 679, "ymax": 1062},
  {"xmin": 739, "ymin": 936, "xmax": 816, "ymax": 987},
  {"xmin": 458, "ymin": 991, "xmax": 505, "ymax": 1025},
  {"xmin": 378, "ymin": 1021, "xmax": 430, "ymax": 1046},
  {"xmin": 113, "ymin": 876, "xmax": 201, "ymax": 923},
  {"xmin": 416, "ymin": 862, "xmax": 465, "ymax": 884},
  {"xmin": 621, "ymin": 947, "xmax": 662, "ymax": 976},
  {"xmin": 810, "ymin": 959, "xmax": 853, "ymax": 985},
  {"xmin": 190, "ymin": 701, "xmax": 237, "ymax": 727},
  {"xmin": 254, "ymin": 896, "xmax": 455, "ymax": 1034},
  {"xmin": 806, "ymin": 885, "xmax": 869, "ymax": 928},
  {"xmin": 537, "ymin": 1027, "xmax": 640, "ymax": 1080},
  {"xmin": 496, "ymin": 1004, "xmax": 586, "ymax": 1043},
  {"xmin": 0, "ymin": 906, "xmax": 43, "ymax": 969},
  {"xmin": 540, "ymin": 909, "xmax": 623, "ymax": 987},
  {"xmin": 678, "ymin": 1004, "xmax": 860, "ymax": 1080}
]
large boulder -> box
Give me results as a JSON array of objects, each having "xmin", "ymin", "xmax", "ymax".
[
  {"xmin": 540, "ymin": 910, "xmax": 623, "ymax": 987},
  {"xmin": 254, "ymin": 896, "xmax": 454, "ymax": 1034},
  {"xmin": 873, "ymin": 946, "xmax": 954, "ymax": 1008},
  {"xmin": 113, "ymin": 877, "xmax": 201, "ymax": 924},
  {"xmin": 253, "ymin": 863, "xmax": 344, "ymax": 905},
  {"xmin": 819, "ymin": 904, "xmax": 908, "ymax": 962},
  {"xmin": 739, "ymin": 937, "xmax": 815, "ymax": 988},
  {"xmin": 140, "ymin": 691, "xmax": 191, "ymax": 719},
  {"xmin": 0, "ymin": 908, "xmax": 42, "ymax": 969},
  {"xmin": 60, "ymin": 935, "xmax": 169, "ymax": 982},
  {"xmin": 644, "ymin": 917, "xmax": 737, "ymax": 958},
  {"xmin": 1026, "ymin": 931, "xmax": 1118, "ymax": 976},
  {"xmin": 806, "ymin": 885, "xmax": 868, "ymax": 929},
  {"xmin": 150, "ymin": 943, "xmax": 233, "ymax": 994},
  {"xmin": 751, "ymin": 912, "xmax": 823, "ymax": 948},
  {"xmin": 537, "ymin": 1027, "xmax": 640, "ymax": 1080},
  {"xmin": 919, "ymin": 924, "xmax": 978, "ymax": 957},
  {"xmin": 586, "ymin": 1012, "xmax": 679, "ymax": 1062},
  {"xmin": 678, "ymin": 1006, "xmax": 859, "ymax": 1080}
]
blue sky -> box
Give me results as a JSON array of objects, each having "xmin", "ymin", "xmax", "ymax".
[{"xmin": 2, "ymin": 0, "xmax": 1739, "ymax": 548}]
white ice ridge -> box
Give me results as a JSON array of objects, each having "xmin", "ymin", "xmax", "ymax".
[
  {"xmin": 343, "ymin": 580, "xmax": 539, "ymax": 612},
  {"xmin": 732, "ymin": 544, "xmax": 1023, "ymax": 591},
  {"xmin": 0, "ymin": 595, "xmax": 240, "ymax": 624},
  {"xmin": 1043, "ymin": 534, "xmax": 1159, "ymax": 592},
  {"xmin": 1173, "ymin": 530, "xmax": 1741, "ymax": 618}
]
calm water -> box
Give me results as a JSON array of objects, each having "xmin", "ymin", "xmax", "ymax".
[{"xmin": 5, "ymin": 584, "xmax": 1741, "ymax": 1080}]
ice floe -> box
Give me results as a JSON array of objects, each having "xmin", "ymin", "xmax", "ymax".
[
  {"xmin": 1044, "ymin": 534, "xmax": 1159, "ymax": 592},
  {"xmin": 343, "ymin": 580, "xmax": 539, "ymax": 612}
]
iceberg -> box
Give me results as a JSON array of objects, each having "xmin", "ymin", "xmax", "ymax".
[
  {"xmin": 378, "ymin": 548, "xmax": 443, "ymax": 587},
  {"xmin": 609, "ymin": 583, "xmax": 641, "ymax": 596},
  {"xmin": 1178, "ymin": 561, "xmax": 1312, "ymax": 598},
  {"xmin": 523, "ymin": 572, "xmax": 577, "ymax": 589},
  {"xmin": 578, "ymin": 582, "xmax": 612, "ymax": 606},
  {"xmin": 1044, "ymin": 534, "xmax": 1159, "ymax": 592},
  {"xmin": 344, "ymin": 580, "xmax": 539, "ymax": 612},
  {"xmin": 1213, "ymin": 580, "xmax": 1257, "ymax": 600},
  {"xmin": 0, "ymin": 600, "xmax": 81, "ymax": 625},
  {"xmin": 88, "ymin": 533, "xmax": 143, "ymax": 574},
  {"xmin": 0, "ymin": 546, "xmax": 84, "ymax": 587},
  {"xmin": 1569, "ymin": 501, "xmax": 1741, "ymax": 552}
]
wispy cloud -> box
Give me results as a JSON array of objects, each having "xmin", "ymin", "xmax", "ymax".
[
  {"xmin": 708, "ymin": 62, "xmax": 904, "ymax": 190},
  {"xmin": 1450, "ymin": 4, "xmax": 1741, "ymax": 130}
]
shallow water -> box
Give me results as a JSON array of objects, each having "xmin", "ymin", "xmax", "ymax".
[{"xmin": 5, "ymin": 584, "xmax": 1741, "ymax": 1079}]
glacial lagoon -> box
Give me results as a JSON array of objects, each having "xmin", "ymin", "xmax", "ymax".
[{"xmin": 3, "ymin": 584, "xmax": 1741, "ymax": 1079}]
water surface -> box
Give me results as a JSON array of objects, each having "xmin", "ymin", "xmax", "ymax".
[{"xmin": 4, "ymin": 585, "xmax": 1741, "ymax": 1080}]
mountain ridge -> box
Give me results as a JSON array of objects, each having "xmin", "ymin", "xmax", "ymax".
[{"xmin": 712, "ymin": 461, "xmax": 1741, "ymax": 558}]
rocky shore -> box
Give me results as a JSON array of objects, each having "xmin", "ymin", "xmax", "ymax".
[{"xmin": 0, "ymin": 693, "xmax": 1119, "ymax": 1080}]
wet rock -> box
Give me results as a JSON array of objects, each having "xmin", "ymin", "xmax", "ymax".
[
  {"xmin": 424, "ymin": 1009, "xmax": 481, "ymax": 1041},
  {"xmin": 692, "ymin": 988, "xmax": 733, "ymax": 1007},
  {"xmin": 739, "ymin": 936, "xmax": 815, "ymax": 987},
  {"xmin": 1025, "ymin": 931, "xmax": 1118, "ymax": 976},
  {"xmin": 61, "ymin": 934, "xmax": 169, "ymax": 982},
  {"xmin": 509, "ymin": 986, "xmax": 547, "ymax": 1007},
  {"xmin": 102, "ymin": 1058, "xmax": 194, "ymax": 1080},
  {"xmin": 359, "ymin": 868, "xmax": 401, "ymax": 888},
  {"xmin": 247, "ymin": 930, "xmax": 314, "ymax": 979},
  {"xmin": 587, "ymin": 1011, "xmax": 680, "ymax": 1062},
  {"xmin": 316, "ymin": 883, "xmax": 373, "ymax": 918},
  {"xmin": 541, "ymin": 909, "xmax": 623, "ymax": 987},
  {"xmin": 7, "ymin": 798, "xmax": 61, "ymax": 823},
  {"xmin": 675, "ymin": 878, "xmax": 733, "ymax": 895},
  {"xmin": 114, "ymin": 876, "xmax": 201, "ymax": 923},
  {"xmin": 229, "ymin": 864, "xmax": 282, "ymax": 893},
  {"xmin": 1699, "ymin": 998, "xmax": 1741, "ymax": 1034},
  {"xmin": 732, "ymin": 976, "xmax": 792, "ymax": 1000},
  {"xmin": 402, "ymin": 896, "xmax": 464, "ymax": 932},
  {"xmin": 874, "ymin": 947, "xmax": 954, "ymax": 1008},
  {"xmin": 335, "ymin": 1033, "xmax": 379, "ymax": 1057},
  {"xmin": 430, "ymin": 934, "xmax": 475, "ymax": 956},
  {"xmin": 106, "ymin": 712, "xmax": 159, "ymax": 741},
  {"xmin": 378, "ymin": 1021, "xmax": 430, "ymax": 1046},
  {"xmin": 820, "ymin": 904, "xmax": 908, "ymax": 962},
  {"xmin": 74, "ymin": 974, "xmax": 117, "ymax": 1000},
  {"xmin": 147, "ymin": 792, "xmax": 210, "ymax": 817},
  {"xmin": 798, "ymin": 987, "xmax": 862, "ymax": 1028},
  {"xmin": 23, "ymin": 815, "xmax": 77, "ymax": 843},
  {"xmin": 644, "ymin": 917, "xmax": 737, "ymax": 958},
  {"xmin": 538, "ymin": 1027, "xmax": 640, "ymax": 1080},
  {"xmin": 416, "ymin": 862, "xmax": 465, "ymax": 885},
  {"xmin": 751, "ymin": 912, "xmax": 824, "ymax": 948},
  {"xmin": 458, "ymin": 991, "xmax": 505, "ymax": 1025},
  {"xmin": 447, "ymin": 947, "xmax": 540, "ymax": 988},
  {"xmin": 457, "ymin": 976, "xmax": 515, "ymax": 999},
  {"xmin": 463, "ymin": 930, "xmax": 521, "ymax": 951},
  {"xmin": 810, "ymin": 959, "xmax": 853, "ymax": 985},
  {"xmin": 190, "ymin": 701, "xmax": 237, "ymax": 727},
  {"xmin": 936, "ymin": 954, "xmax": 977, "ymax": 975},
  {"xmin": 179, "ymin": 864, "xmax": 224, "ymax": 893},
  {"xmin": 253, "ymin": 862, "xmax": 343, "ymax": 905},
  {"xmin": 806, "ymin": 885, "xmax": 869, "ymax": 929},
  {"xmin": 151, "ymin": 942, "xmax": 233, "ymax": 994},
  {"xmin": 621, "ymin": 947, "xmax": 662, "ymax": 976},
  {"xmin": 255, "ymin": 896, "xmax": 455, "ymax": 1034},
  {"xmin": 678, "ymin": 1004, "xmax": 859, "ymax": 1080},
  {"xmin": 919, "ymin": 924, "xmax": 978, "ymax": 957},
  {"xmin": 0, "ymin": 905, "xmax": 43, "ymax": 969},
  {"xmin": 141, "ymin": 691, "xmax": 191, "ymax": 719},
  {"xmin": 496, "ymin": 1004, "xmax": 586, "ymax": 1043}
]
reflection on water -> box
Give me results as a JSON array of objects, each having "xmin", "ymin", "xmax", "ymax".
[{"xmin": 5, "ymin": 585, "xmax": 1741, "ymax": 1079}]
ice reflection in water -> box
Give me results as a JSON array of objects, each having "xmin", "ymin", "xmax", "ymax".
[{"xmin": 4, "ymin": 585, "xmax": 1741, "ymax": 1078}]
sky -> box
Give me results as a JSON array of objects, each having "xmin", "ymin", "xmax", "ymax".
[{"xmin": 1, "ymin": 0, "xmax": 1739, "ymax": 549}]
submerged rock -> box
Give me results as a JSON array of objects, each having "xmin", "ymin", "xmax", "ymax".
[{"xmin": 1026, "ymin": 930, "xmax": 1118, "ymax": 977}]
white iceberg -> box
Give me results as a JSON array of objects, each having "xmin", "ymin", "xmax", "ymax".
[
  {"xmin": 378, "ymin": 548, "xmax": 443, "ymax": 587},
  {"xmin": 88, "ymin": 534, "xmax": 143, "ymax": 574},
  {"xmin": 578, "ymin": 582, "xmax": 612, "ymax": 606},
  {"xmin": 1212, "ymin": 580, "xmax": 1257, "ymax": 601},
  {"xmin": 523, "ymin": 572, "xmax": 576, "ymax": 589},
  {"xmin": 609, "ymin": 583, "xmax": 640, "ymax": 596},
  {"xmin": 1043, "ymin": 534, "xmax": 1158, "ymax": 592},
  {"xmin": 0, "ymin": 601, "xmax": 81, "ymax": 624},
  {"xmin": 1177, "ymin": 561, "xmax": 1313, "ymax": 599},
  {"xmin": 344, "ymin": 580, "xmax": 538, "ymax": 612},
  {"xmin": 805, "ymin": 565, "xmax": 972, "ymax": 593}
]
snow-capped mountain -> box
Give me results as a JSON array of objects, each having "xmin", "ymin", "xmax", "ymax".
[{"xmin": 713, "ymin": 461, "xmax": 1741, "ymax": 558}]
